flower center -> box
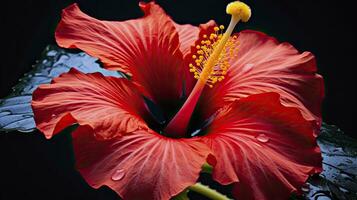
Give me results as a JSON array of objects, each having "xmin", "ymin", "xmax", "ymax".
[{"xmin": 164, "ymin": 1, "xmax": 251, "ymax": 138}]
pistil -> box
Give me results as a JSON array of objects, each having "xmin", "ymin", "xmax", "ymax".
[{"xmin": 164, "ymin": 1, "xmax": 251, "ymax": 137}]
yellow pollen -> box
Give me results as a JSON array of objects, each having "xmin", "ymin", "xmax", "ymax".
[
  {"xmin": 226, "ymin": 1, "xmax": 251, "ymax": 22},
  {"xmin": 188, "ymin": 1, "xmax": 251, "ymax": 87}
]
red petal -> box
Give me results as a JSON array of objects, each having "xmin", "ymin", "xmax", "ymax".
[
  {"xmin": 174, "ymin": 23, "xmax": 199, "ymax": 58},
  {"xmin": 55, "ymin": 3, "xmax": 184, "ymax": 111},
  {"xmin": 72, "ymin": 127, "xmax": 211, "ymax": 200},
  {"xmin": 202, "ymin": 93, "xmax": 322, "ymax": 200},
  {"xmin": 32, "ymin": 69, "xmax": 149, "ymax": 139},
  {"xmin": 174, "ymin": 20, "xmax": 215, "ymax": 58},
  {"xmin": 199, "ymin": 30, "xmax": 324, "ymax": 124}
]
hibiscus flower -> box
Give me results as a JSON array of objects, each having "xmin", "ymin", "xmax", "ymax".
[{"xmin": 31, "ymin": 1, "xmax": 324, "ymax": 200}]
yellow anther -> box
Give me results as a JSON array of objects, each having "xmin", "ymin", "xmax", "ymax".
[
  {"xmin": 192, "ymin": 55, "xmax": 197, "ymax": 59},
  {"xmin": 196, "ymin": 45, "xmax": 201, "ymax": 49},
  {"xmin": 226, "ymin": 1, "xmax": 251, "ymax": 22},
  {"xmin": 189, "ymin": 68, "xmax": 196, "ymax": 72},
  {"xmin": 210, "ymin": 33, "xmax": 217, "ymax": 37},
  {"xmin": 203, "ymin": 34, "xmax": 208, "ymax": 38},
  {"xmin": 211, "ymin": 77, "xmax": 218, "ymax": 83},
  {"xmin": 219, "ymin": 25, "xmax": 225, "ymax": 30},
  {"xmin": 189, "ymin": 63, "xmax": 194, "ymax": 67},
  {"xmin": 214, "ymin": 26, "xmax": 220, "ymax": 31}
]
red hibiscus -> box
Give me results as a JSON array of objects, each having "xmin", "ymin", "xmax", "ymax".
[{"xmin": 31, "ymin": 2, "xmax": 324, "ymax": 200}]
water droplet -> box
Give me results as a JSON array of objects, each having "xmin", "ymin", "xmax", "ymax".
[
  {"xmin": 301, "ymin": 183, "xmax": 310, "ymax": 192},
  {"xmin": 111, "ymin": 169, "xmax": 125, "ymax": 181},
  {"xmin": 315, "ymin": 121, "xmax": 321, "ymax": 127},
  {"xmin": 345, "ymin": 159, "xmax": 353, "ymax": 164},
  {"xmin": 340, "ymin": 172, "xmax": 354, "ymax": 181},
  {"xmin": 313, "ymin": 129, "xmax": 318, "ymax": 137},
  {"xmin": 338, "ymin": 186, "xmax": 349, "ymax": 193},
  {"xmin": 241, "ymin": 63, "xmax": 255, "ymax": 72},
  {"xmin": 51, "ymin": 114, "xmax": 56, "ymax": 118},
  {"xmin": 332, "ymin": 147, "xmax": 343, "ymax": 153},
  {"xmin": 47, "ymin": 50, "xmax": 57, "ymax": 56},
  {"xmin": 316, "ymin": 196, "xmax": 331, "ymax": 200},
  {"xmin": 256, "ymin": 134, "xmax": 269, "ymax": 143}
]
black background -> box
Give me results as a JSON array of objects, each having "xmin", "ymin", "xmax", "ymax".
[{"xmin": 1, "ymin": 0, "xmax": 356, "ymax": 199}]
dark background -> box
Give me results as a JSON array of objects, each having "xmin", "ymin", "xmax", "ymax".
[{"xmin": 1, "ymin": 0, "xmax": 356, "ymax": 199}]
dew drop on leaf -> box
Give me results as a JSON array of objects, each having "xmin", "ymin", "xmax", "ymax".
[
  {"xmin": 345, "ymin": 159, "xmax": 353, "ymax": 164},
  {"xmin": 338, "ymin": 186, "xmax": 349, "ymax": 193},
  {"xmin": 316, "ymin": 196, "xmax": 331, "ymax": 200}
]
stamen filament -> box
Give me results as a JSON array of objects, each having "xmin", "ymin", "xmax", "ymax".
[{"xmin": 164, "ymin": 1, "xmax": 251, "ymax": 137}]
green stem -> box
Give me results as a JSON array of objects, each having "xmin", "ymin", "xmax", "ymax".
[
  {"xmin": 201, "ymin": 163, "xmax": 213, "ymax": 174},
  {"xmin": 188, "ymin": 183, "xmax": 232, "ymax": 200}
]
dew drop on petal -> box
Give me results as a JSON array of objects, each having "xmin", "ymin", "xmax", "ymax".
[
  {"xmin": 111, "ymin": 169, "xmax": 125, "ymax": 181},
  {"xmin": 256, "ymin": 134, "xmax": 269, "ymax": 143},
  {"xmin": 313, "ymin": 129, "xmax": 318, "ymax": 138},
  {"xmin": 241, "ymin": 63, "xmax": 255, "ymax": 73},
  {"xmin": 315, "ymin": 120, "xmax": 321, "ymax": 127},
  {"xmin": 51, "ymin": 114, "xmax": 56, "ymax": 118}
]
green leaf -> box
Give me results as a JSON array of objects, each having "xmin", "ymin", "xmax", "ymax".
[
  {"xmin": 0, "ymin": 45, "xmax": 121, "ymax": 133},
  {"xmin": 303, "ymin": 123, "xmax": 357, "ymax": 200}
]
